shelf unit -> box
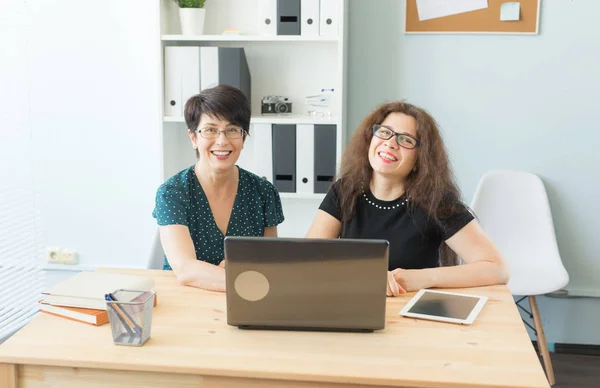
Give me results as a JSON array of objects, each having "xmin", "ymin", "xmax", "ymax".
[
  {"xmin": 159, "ymin": 0, "xmax": 347, "ymax": 236},
  {"xmin": 162, "ymin": 34, "xmax": 339, "ymax": 43},
  {"xmin": 280, "ymin": 192, "xmax": 326, "ymax": 200},
  {"xmin": 164, "ymin": 115, "xmax": 340, "ymax": 125}
]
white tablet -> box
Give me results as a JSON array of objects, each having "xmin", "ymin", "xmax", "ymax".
[{"xmin": 398, "ymin": 289, "xmax": 488, "ymax": 325}]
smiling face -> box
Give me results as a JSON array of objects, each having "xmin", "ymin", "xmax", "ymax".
[
  {"xmin": 188, "ymin": 113, "xmax": 245, "ymax": 173},
  {"xmin": 367, "ymin": 112, "xmax": 418, "ymax": 181}
]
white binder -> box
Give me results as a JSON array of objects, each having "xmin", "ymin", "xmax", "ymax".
[
  {"xmin": 180, "ymin": 47, "xmax": 200, "ymax": 118},
  {"xmin": 257, "ymin": 0, "xmax": 277, "ymax": 36},
  {"xmin": 236, "ymin": 130, "xmax": 254, "ymax": 172},
  {"xmin": 300, "ymin": 0, "xmax": 320, "ymax": 37},
  {"xmin": 199, "ymin": 47, "xmax": 219, "ymax": 91},
  {"xmin": 164, "ymin": 47, "xmax": 200, "ymax": 118},
  {"xmin": 251, "ymin": 123, "xmax": 274, "ymax": 182},
  {"xmin": 319, "ymin": 0, "xmax": 339, "ymax": 37},
  {"xmin": 296, "ymin": 124, "xmax": 315, "ymax": 194},
  {"xmin": 164, "ymin": 47, "xmax": 183, "ymax": 117}
]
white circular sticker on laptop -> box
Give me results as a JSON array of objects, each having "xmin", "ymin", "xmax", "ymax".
[{"xmin": 234, "ymin": 270, "xmax": 270, "ymax": 302}]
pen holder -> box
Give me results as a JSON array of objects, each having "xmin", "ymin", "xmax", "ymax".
[{"xmin": 106, "ymin": 289, "xmax": 156, "ymax": 346}]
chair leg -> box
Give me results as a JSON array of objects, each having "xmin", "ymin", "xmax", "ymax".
[{"xmin": 528, "ymin": 295, "xmax": 555, "ymax": 385}]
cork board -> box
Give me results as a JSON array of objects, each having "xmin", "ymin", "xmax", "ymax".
[{"xmin": 405, "ymin": 0, "xmax": 540, "ymax": 34}]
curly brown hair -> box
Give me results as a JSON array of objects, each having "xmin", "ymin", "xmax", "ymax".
[{"xmin": 337, "ymin": 101, "xmax": 464, "ymax": 266}]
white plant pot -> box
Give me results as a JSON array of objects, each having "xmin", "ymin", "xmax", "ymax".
[{"xmin": 179, "ymin": 8, "xmax": 205, "ymax": 35}]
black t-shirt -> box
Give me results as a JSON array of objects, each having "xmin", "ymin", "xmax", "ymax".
[{"xmin": 318, "ymin": 181, "xmax": 474, "ymax": 270}]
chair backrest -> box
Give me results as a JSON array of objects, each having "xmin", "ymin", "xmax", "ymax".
[
  {"xmin": 470, "ymin": 170, "xmax": 568, "ymax": 295},
  {"xmin": 147, "ymin": 230, "xmax": 165, "ymax": 270}
]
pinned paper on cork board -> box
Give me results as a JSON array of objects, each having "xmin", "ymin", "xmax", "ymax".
[{"xmin": 405, "ymin": 0, "xmax": 540, "ymax": 34}]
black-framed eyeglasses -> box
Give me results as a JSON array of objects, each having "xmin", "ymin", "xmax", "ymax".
[
  {"xmin": 196, "ymin": 126, "xmax": 246, "ymax": 139},
  {"xmin": 372, "ymin": 124, "xmax": 419, "ymax": 149}
]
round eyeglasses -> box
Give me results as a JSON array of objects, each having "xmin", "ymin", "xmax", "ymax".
[
  {"xmin": 372, "ymin": 125, "xmax": 419, "ymax": 149},
  {"xmin": 196, "ymin": 127, "xmax": 246, "ymax": 139}
]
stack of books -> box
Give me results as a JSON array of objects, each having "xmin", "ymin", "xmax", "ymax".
[{"xmin": 38, "ymin": 271, "xmax": 155, "ymax": 326}]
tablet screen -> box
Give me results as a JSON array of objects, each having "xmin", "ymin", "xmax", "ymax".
[{"xmin": 407, "ymin": 291, "xmax": 481, "ymax": 320}]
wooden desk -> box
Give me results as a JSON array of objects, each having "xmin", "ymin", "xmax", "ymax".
[{"xmin": 0, "ymin": 268, "xmax": 549, "ymax": 388}]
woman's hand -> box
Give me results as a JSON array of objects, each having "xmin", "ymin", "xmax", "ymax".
[
  {"xmin": 386, "ymin": 271, "xmax": 406, "ymax": 297},
  {"xmin": 391, "ymin": 268, "xmax": 430, "ymax": 292}
]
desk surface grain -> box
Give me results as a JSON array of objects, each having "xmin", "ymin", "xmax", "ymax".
[{"xmin": 0, "ymin": 268, "xmax": 549, "ymax": 388}]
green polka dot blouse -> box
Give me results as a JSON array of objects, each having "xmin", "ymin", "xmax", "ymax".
[{"xmin": 152, "ymin": 165, "xmax": 285, "ymax": 270}]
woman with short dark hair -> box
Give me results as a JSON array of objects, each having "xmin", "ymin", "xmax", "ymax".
[{"xmin": 153, "ymin": 85, "xmax": 284, "ymax": 291}]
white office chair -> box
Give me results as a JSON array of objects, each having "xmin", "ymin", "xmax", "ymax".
[
  {"xmin": 471, "ymin": 170, "xmax": 569, "ymax": 386},
  {"xmin": 148, "ymin": 230, "xmax": 165, "ymax": 270}
]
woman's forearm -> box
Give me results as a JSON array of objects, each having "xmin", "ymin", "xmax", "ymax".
[
  {"xmin": 421, "ymin": 261, "xmax": 509, "ymax": 289},
  {"xmin": 159, "ymin": 225, "xmax": 226, "ymax": 291},
  {"xmin": 175, "ymin": 259, "xmax": 226, "ymax": 292}
]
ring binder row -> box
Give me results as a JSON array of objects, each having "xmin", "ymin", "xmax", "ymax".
[
  {"xmin": 164, "ymin": 46, "xmax": 251, "ymax": 118},
  {"xmin": 258, "ymin": 0, "xmax": 340, "ymax": 37},
  {"xmin": 237, "ymin": 123, "xmax": 337, "ymax": 195}
]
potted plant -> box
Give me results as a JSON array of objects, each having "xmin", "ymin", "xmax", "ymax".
[{"xmin": 173, "ymin": 0, "xmax": 206, "ymax": 35}]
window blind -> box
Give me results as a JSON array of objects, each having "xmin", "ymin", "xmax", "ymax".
[
  {"xmin": 0, "ymin": 128, "xmax": 46, "ymax": 342},
  {"xmin": 0, "ymin": 1, "xmax": 45, "ymax": 342},
  {"xmin": 0, "ymin": 182, "xmax": 44, "ymax": 342}
]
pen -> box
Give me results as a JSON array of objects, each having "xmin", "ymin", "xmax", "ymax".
[
  {"xmin": 105, "ymin": 293, "xmax": 139, "ymax": 336},
  {"xmin": 105, "ymin": 295, "xmax": 134, "ymax": 336},
  {"xmin": 107, "ymin": 293, "xmax": 141, "ymax": 334}
]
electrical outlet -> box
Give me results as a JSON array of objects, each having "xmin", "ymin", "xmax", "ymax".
[
  {"xmin": 46, "ymin": 247, "xmax": 61, "ymax": 263},
  {"xmin": 46, "ymin": 247, "xmax": 79, "ymax": 264},
  {"xmin": 57, "ymin": 249, "xmax": 79, "ymax": 265}
]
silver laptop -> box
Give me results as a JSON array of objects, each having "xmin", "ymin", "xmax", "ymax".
[{"xmin": 224, "ymin": 236, "xmax": 389, "ymax": 332}]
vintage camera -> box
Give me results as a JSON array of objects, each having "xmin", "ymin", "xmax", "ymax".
[{"xmin": 261, "ymin": 95, "xmax": 292, "ymax": 115}]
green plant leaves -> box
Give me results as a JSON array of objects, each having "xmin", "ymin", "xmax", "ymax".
[{"xmin": 174, "ymin": 0, "xmax": 206, "ymax": 8}]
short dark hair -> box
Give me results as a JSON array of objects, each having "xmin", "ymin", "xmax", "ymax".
[{"xmin": 184, "ymin": 84, "xmax": 251, "ymax": 137}]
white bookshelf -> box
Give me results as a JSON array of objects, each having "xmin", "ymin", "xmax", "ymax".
[
  {"xmin": 162, "ymin": 34, "xmax": 338, "ymax": 43},
  {"xmin": 280, "ymin": 193, "xmax": 326, "ymax": 200},
  {"xmin": 164, "ymin": 115, "xmax": 340, "ymax": 125},
  {"xmin": 159, "ymin": 0, "xmax": 347, "ymax": 236}
]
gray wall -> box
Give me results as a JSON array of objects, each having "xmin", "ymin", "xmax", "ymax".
[{"xmin": 347, "ymin": 0, "xmax": 599, "ymax": 345}]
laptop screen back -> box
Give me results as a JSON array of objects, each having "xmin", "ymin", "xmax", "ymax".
[{"xmin": 224, "ymin": 237, "xmax": 389, "ymax": 331}]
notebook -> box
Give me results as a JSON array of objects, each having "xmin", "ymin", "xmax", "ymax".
[
  {"xmin": 40, "ymin": 271, "xmax": 155, "ymax": 310},
  {"xmin": 39, "ymin": 304, "xmax": 109, "ymax": 326}
]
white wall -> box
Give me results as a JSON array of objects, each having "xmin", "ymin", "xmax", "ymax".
[
  {"xmin": 16, "ymin": 0, "xmax": 163, "ymax": 270},
  {"xmin": 4, "ymin": 1, "xmax": 323, "ymax": 280},
  {"xmin": 347, "ymin": 0, "xmax": 600, "ymax": 345}
]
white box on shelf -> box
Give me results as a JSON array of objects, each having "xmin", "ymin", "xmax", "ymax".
[
  {"xmin": 296, "ymin": 124, "xmax": 315, "ymax": 194},
  {"xmin": 301, "ymin": 0, "xmax": 320, "ymax": 37},
  {"xmin": 257, "ymin": 0, "xmax": 277, "ymax": 36},
  {"xmin": 251, "ymin": 123, "xmax": 274, "ymax": 182},
  {"xmin": 319, "ymin": 0, "xmax": 339, "ymax": 37}
]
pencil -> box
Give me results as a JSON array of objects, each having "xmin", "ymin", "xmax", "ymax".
[{"xmin": 105, "ymin": 294, "xmax": 139, "ymax": 336}]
